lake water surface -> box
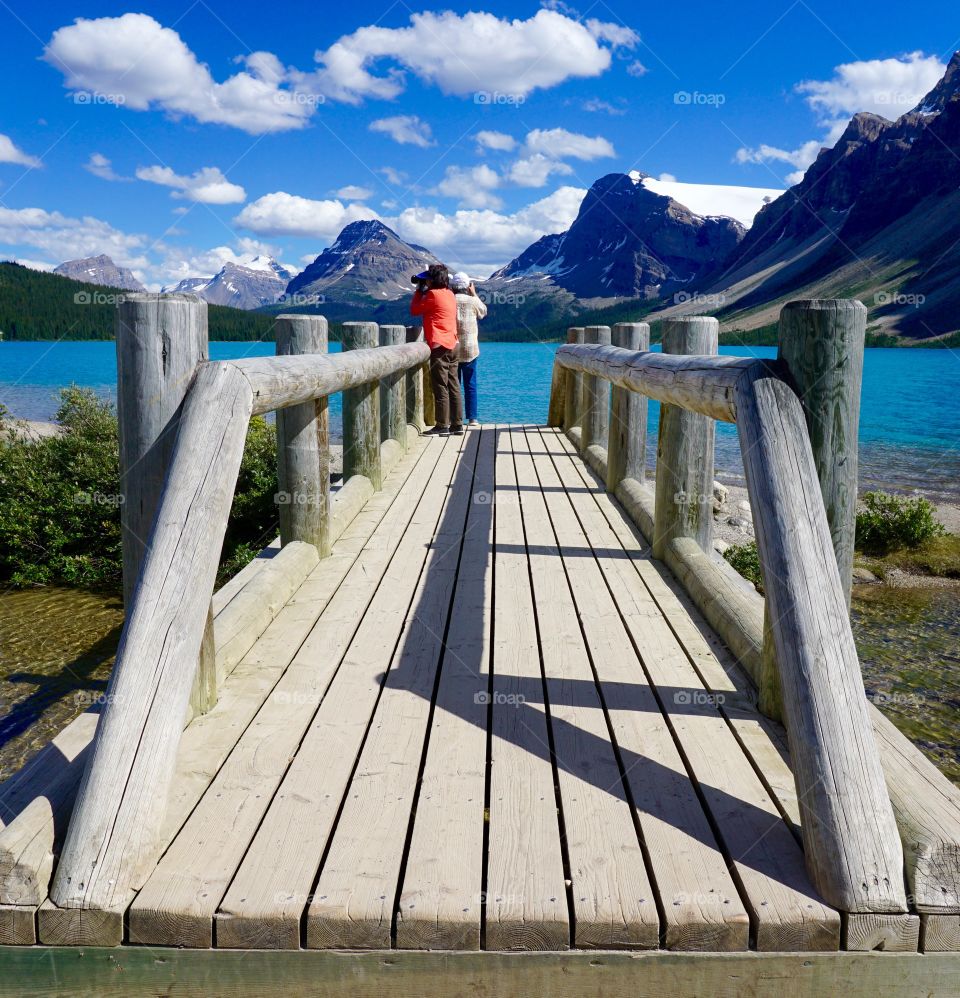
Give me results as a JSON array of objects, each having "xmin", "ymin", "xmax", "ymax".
[{"xmin": 2, "ymin": 340, "xmax": 958, "ymax": 499}]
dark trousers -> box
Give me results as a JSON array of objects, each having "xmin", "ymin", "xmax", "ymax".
[
  {"xmin": 458, "ymin": 357, "xmax": 478, "ymax": 421},
  {"xmin": 429, "ymin": 346, "xmax": 462, "ymax": 428}
]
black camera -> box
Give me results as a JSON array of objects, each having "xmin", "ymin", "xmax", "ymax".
[{"xmin": 411, "ymin": 270, "xmax": 430, "ymax": 293}]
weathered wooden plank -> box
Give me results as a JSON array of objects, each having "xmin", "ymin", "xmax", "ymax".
[
  {"xmin": 341, "ymin": 322, "xmax": 382, "ymax": 490},
  {"xmin": 531, "ymin": 429, "xmax": 748, "ymax": 952},
  {"xmin": 130, "ymin": 438, "xmax": 453, "ymax": 948},
  {"xmin": 735, "ymin": 372, "xmax": 906, "ymax": 913},
  {"xmin": 845, "ymin": 913, "xmax": 920, "ymax": 952},
  {"xmin": 0, "ymin": 906, "xmax": 34, "ymax": 946},
  {"xmin": 922, "ymin": 914, "xmax": 960, "ymax": 952},
  {"xmin": 51, "ymin": 362, "xmax": 255, "ymax": 913},
  {"xmin": 485, "ymin": 427, "xmax": 569, "ymax": 952},
  {"xmin": 653, "ymin": 318, "xmax": 717, "ymax": 561},
  {"xmin": 211, "ymin": 538, "xmax": 280, "ymax": 615},
  {"xmin": 305, "ymin": 434, "xmax": 478, "ymax": 950},
  {"xmin": 607, "ymin": 322, "xmax": 650, "ymax": 490},
  {"xmin": 512, "ymin": 428, "xmax": 659, "ymax": 949},
  {"xmin": 555, "ymin": 344, "xmax": 776, "ymax": 423},
  {"xmin": 329, "ymin": 474, "xmax": 375, "ymax": 543},
  {"xmin": 214, "ymin": 438, "xmax": 459, "ymax": 950},
  {"xmin": 3, "ymin": 947, "xmax": 960, "ymax": 998},
  {"xmin": 276, "ymin": 315, "xmax": 330, "ymax": 555},
  {"xmin": 395, "ymin": 429, "xmax": 495, "ymax": 951}
]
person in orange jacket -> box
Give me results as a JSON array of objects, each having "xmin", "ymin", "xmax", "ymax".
[{"xmin": 410, "ymin": 263, "xmax": 463, "ymax": 435}]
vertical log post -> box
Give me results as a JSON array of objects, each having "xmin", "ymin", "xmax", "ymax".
[
  {"xmin": 341, "ymin": 322, "xmax": 382, "ymax": 491},
  {"xmin": 562, "ymin": 326, "xmax": 586, "ymax": 434},
  {"xmin": 275, "ymin": 314, "xmax": 330, "ymax": 557},
  {"xmin": 758, "ymin": 299, "xmax": 867, "ymax": 721},
  {"xmin": 581, "ymin": 325, "xmax": 611, "ymax": 456},
  {"xmin": 405, "ymin": 325, "xmax": 426, "ymax": 431},
  {"xmin": 379, "ymin": 325, "xmax": 408, "ymax": 450},
  {"xmin": 607, "ymin": 322, "xmax": 650, "ymax": 491},
  {"xmin": 653, "ymin": 317, "xmax": 718, "ymax": 561},
  {"xmin": 116, "ymin": 292, "xmax": 217, "ymax": 715}
]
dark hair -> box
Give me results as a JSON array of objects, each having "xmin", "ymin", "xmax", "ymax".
[{"xmin": 427, "ymin": 263, "xmax": 449, "ymax": 290}]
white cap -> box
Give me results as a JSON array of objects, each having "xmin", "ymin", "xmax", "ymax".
[{"xmin": 451, "ymin": 271, "xmax": 471, "ymax": 290}]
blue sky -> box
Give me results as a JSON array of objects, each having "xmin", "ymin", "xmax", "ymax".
[{"xmin": 0, "ymin": 0, "xmax": 957, "ymax": 286}]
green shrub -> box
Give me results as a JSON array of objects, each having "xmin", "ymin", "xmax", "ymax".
[
  {"xmin": 0, "ymin": 389, "xmax": 278, "ymax": 591},
  {"xmin": 855, "ymin": 491, "xmax": 944, "ymax": 555},
  {"xmin": 723, "ymin": 541, "xmax": 764, "ymax": 594}
]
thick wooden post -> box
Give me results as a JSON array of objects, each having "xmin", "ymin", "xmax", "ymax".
[
  {"xmin": 607, "ymin": 322, "xmax": 650, "ymax": 491},
  {"xmin": 562, "ymin": 327, "xmax": 585, "ymax": 433},
  {"xmin": 341, "ymin": 322, "xmax": 382, "ymax": 490},
  {"xmin": 405, "ymin": 325, "xmax": 426, "ymax": 431},
  {"xmin": 275, "ymin": 315, "xmax": 330, "ymax": 557},
  {"xmin": 581, "ymin": 326, "xmax": 611, "ymax": 455},
  {"xmin": 380, "ymin": 325, "xmax": 408, "ymax": 450},
  {"xmin": 759, "ymin": 299, "xmax": 867, "ymax": 721},
  {"xmin": 736, "ymin": 369, "xmax": 905, "ymax": 913},
  {"xmin": 653, "ymin": 317, "xmax": 718, "ymax": 560},
  {"xmin": 115, "ymin": 292, "xmax": 216, "ymax": 715}
]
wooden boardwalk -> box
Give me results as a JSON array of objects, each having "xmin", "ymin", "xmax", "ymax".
[{"xmin": 21, "ymin": 425, "xmax": 847, "ymax": 953}]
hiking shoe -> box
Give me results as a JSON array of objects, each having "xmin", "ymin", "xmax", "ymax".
[
  {"xmin": 450, "ymin": 425, "xmax": 465, "ymax": 436},
  {"xmin": 424, "ymin": 425, "xmax": 449, "ymax": 436},
  {"xmin": 468, "ymin": 419, "xmax": 480, "ymax": 427}
]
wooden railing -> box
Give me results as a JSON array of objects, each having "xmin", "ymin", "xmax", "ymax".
[
  {"xmin": 548, "ymin": 303, "xmax": 911, "ymax": 916},
  {"xmin": 49, "ymin": 296, "xmax": 430, "ymax": 914}
]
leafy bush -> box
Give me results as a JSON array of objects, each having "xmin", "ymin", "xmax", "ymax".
[
  {"xmin": 0, "ymin": 389, "xmax": 278, "ymax": 591},
  {"xmin": 855, "ymin": 491, "xmax": 945, "ymax": 555},
  {"xmin": 723, "ymin": 541, "xmax": 764, "ymax": 594}
]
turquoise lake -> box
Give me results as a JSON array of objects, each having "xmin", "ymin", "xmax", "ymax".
[{"xmin": 1, "ymin": 340, "xmax": 958, "ymax": 499}]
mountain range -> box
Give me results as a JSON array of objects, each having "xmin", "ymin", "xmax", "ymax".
[
  {"xmin": 51, "ymin": 51, "xmax": 960, "ymax": 343},
  {"xmin": 53, "ymin": 255, "xmax": 145, "ymax": 292}
]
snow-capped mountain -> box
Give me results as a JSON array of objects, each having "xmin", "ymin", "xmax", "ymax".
[
  {"xmin": 285, "ymin": 220, "xmax": 435, "ymax": 304},
  {"xmin": 485, "ymin": 172, "xmax": 744, "ymax": 301},
  {"xmin": 54, "ymin": 254, "xmax": 145, "ymax": 292},
  {"xmin": 165, "ymin": 257, "xmax": 294, "ymax": 310}
]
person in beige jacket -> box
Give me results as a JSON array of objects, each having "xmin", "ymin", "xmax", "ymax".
[{"xmin": 450, "ymin": 271, "xmax": 487, "ymax": 425}]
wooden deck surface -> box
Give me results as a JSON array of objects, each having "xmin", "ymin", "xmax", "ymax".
[{"xmin": 28, "ymin": 425, "xmax": 851, "ymax": 952}]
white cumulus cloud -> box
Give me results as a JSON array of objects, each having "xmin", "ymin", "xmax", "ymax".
[
  {"xmin": 335, "ymin": 185, "xmax": 374, "ymax": 200},
  {"xmin": 476, "ymin": 130, "xmax": 517, "ymax": 152},
  {"xmin": 0, "ymin": 134, "xmax": 42, "ymax": 168},
  {"xmin": 524, "ymin": 127, "xmax": 615, "ymax": 160},
  {"xmin": 306, "ymin": 9, "xmax": 630, "ymax": 102},
  {"xmin": 436, "ymin": 165, "xmax": 502, "ymax": 209},
  {"xmin": 369, "ymin": 115, "xmax": 434, "ymax": 148},
  {"xmin": 135, "ymin": 165, "xmax": 246, "ymax": 204},
  {"xmin": 83, "ymin": 152, "xmax": 129, "ymax": 181},
  {"xmin": 234, "ymin": 192, "xmax": 379, "ymax": 240}
]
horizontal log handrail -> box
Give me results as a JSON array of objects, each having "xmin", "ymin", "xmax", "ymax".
[
  {"xmin": 50, "ymin": 343, "xmax": 430, "ymax": 913},
  {"xmin": 549, "ymin": 336, "xmax": 907, "ymax": 915},
  {"xmin": 554, "ymin": 343, "xmax": 783, "ymax": 422}
]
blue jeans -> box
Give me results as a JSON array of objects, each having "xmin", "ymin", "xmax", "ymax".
[{"xmin": 458, "ymin": 357, "xmax": 478, "ymax": 421}]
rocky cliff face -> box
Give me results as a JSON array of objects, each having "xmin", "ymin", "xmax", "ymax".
[
  {"xmin": 488, "ymin": 173, "xmax": 744, "ymax": 301},
  {"xmin": 53, "ymin": 254, "xmax": 144, "ymax": 292},
  {"xmin": 165, "ymin": 257, "xmax": 293, "ymax": 310},
  {"xmin": 286, "ymin": 220, "xmax": 435, "ymax": 303}
]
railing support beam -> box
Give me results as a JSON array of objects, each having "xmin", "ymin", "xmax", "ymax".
[
  {"xmin": 341, "ymin": 322, "xmax": 382, "ymax": 491},
  {"xmin": 380, "ymin": 325, "xmax": 408, "ymax": 450},
  {"xmin": 275, "ymin": 314, "xmax": 330, "ymax": 557},
  {"xmin": 653, "ymin": 317, "xmax": 718, "ymax": 561},
  {"xmin": 607, "ymin": 322, "xmax": 650, "ymax": 491},
  {"xmin": 405, "ymin": 326, "xmax": 427, "ymax": 431},
  {"xmin": 562, "ymin": 326, "xmax": 585, "ymax": 435}
]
